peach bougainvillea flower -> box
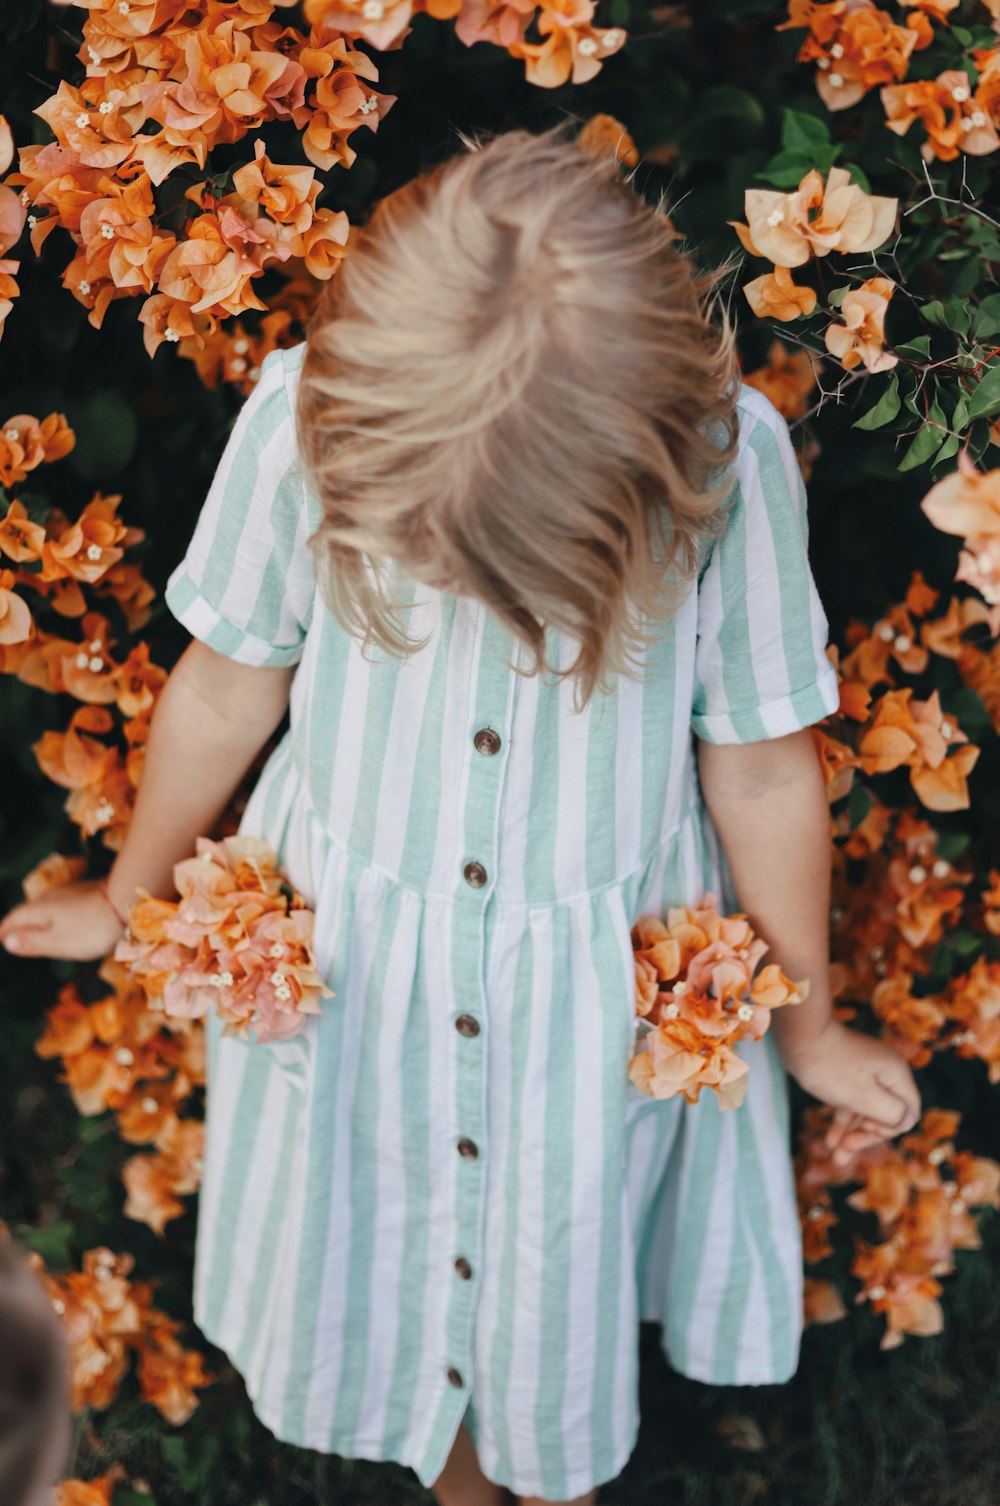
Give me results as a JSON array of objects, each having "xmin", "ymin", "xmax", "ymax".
[
  {"xmin": 743, "ymin": 264, "xmax": 818, "ymax": 321},
  {"xmin": 824, "ymin": 276, "xmax": 898, "ymax": 373},
  {"xmin": 921, "ymin": 450, "xmax": 1000, "ymax": 606},
  {"xmin": 113, "ymin": 834, "xmax": 335, "ymax": 1043},
  {"xmin": 743, "ymin": 340, "xmax": 819, "ymax": 419},
  {"xmin": 628, "ymin": 894, "xmax": 806, "ymax": 1110},
  {"xmin": 732, "ymin": 165, "xmax": 897, "ymax": 268}
]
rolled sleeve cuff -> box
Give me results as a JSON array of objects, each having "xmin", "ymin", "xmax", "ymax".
[
  {"xmin": 164, "ymin": 567, "xmax": 306, "ymax": 669},
  {"xmin": 691, "ymin": 664, "xmax": 841, "ymax": 745}
]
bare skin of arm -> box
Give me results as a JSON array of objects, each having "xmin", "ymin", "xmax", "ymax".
[
  {"xmin": 697, "ymin": 727, "xmax": 922, "ymax": 1166},
  {"xmin": 0, "ymin": 640, "xmax": 295, "ymax": 963}
]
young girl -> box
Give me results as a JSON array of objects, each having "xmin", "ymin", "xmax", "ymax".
[{"xmin": 0, "ymin": 122, "xmax": 920, "ymax": 1506}]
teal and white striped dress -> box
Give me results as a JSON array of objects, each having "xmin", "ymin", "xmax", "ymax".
[{"xmin": 164, "ymin": 343, "xmax": 840, "ymax": 1501}]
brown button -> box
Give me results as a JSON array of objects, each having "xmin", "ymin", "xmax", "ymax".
[
  {"xmin": 457, "ymin": 1137, "xmax": 479, "ymax": 1159},
  {"xmin": 455, "ymin": 1014, "xmax": 480, "ymax": 1038},
  {"xmin": 446, "ymin": 1366, "xmax": 464, "ymax": 1388},
  {"xmin": 454, "ymin": 1257, "xmax": 473, "ymax": 1280},
  {"xmin": 474, "ymin": 727, "xmax": 501, "ymax": 756},
  {"xmin": 463, "ymin": 860, "xmax": 488, "ymax": 888}
]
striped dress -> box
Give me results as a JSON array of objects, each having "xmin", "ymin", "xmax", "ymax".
[{"xmin": 164, "ymin": 342, "xmax": 840, "ymax": 1501}]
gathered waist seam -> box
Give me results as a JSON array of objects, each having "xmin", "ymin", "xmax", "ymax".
[{"xmin": 280, "ymin": 731, "xmax": 704, "ymax": 909}]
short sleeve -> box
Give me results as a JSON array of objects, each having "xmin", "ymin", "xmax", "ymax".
[
  {"xmin": 163, "ymin": 346, "xmax": 316, "ymax": 668},
  {"xmin": 690, "ymin": 389, "xmax": 840, "ymax": 745}
]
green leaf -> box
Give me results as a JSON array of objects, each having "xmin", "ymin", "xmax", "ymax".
[
  {"xmin": 894, "ymin": 336, "xmax": 933, "ymax": 361},
  {"xmin": 853, "ymin": 371, "xmax": 901, "ymax": 430},
  {"xmin": 932, "ymin": 432, "xmax": 960, "ymax": 468},
  {"xmin": 952, "ymin": 394, "xmax": 970, "ymax": 433},
  {"xmin": 753, "ymin": 145, "xmax": 839, "ymax": 188},
  {"xmin": 951, "ymin": 686, "xmax": 992, "ymax": 739},
  {"xmin": 847, "ymin": 780, "xmax": 873, "ymax": 830},
  {"xmin": 952, "ymin": 931, "xmax": 983, "ymax": 957},
  {"xmin": 898, "ymin": 401, "xmax": 948, "ymax": 472},
  {"xmin": 780, "ymin": 107, "xmax": 831, "ymax": 154},
  {"xmin": 838, "ymin": 161, "xmax": 871, "ymax": 193},
  {"xmin": 922, "ymin": 298, "xmax": 972, "ymax": 338},
  {"xmin": 967, "ymin": 361, "xmax": 1000, "ymax": 421},
  {"xmin": 937, "ymin": 830, "xmax": 971, "ymax": 861},
  {"xmin": 943, "ymin": 298, "xmax": 972, "ymax": 338},
  {"xmin": 973, "ymin": 293, "xmax": 1000, "ymax": 341},
  {"xmin": 66, "ymin": 392, "xmax": 138, "ymax": 480}
]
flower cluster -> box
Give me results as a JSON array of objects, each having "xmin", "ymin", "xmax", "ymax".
[
  {"xmin": 779, "ymin": 0, "xmax": 1000, "ymax": 163},
  {"xmin": 2, "ymin": 0, "xmax": 625, "ymax": 364},
  {"xmin": 12, "ymin": 1236, "xmax": 212, "ymax": 1422},
  {"xmin": 628, "ymin": 894, "xmax": 807, "ymax": 1111},
  {"xmin": 731, "ymin": 164, "xmax": 901, "ymax": 373},
  {"xmin": 112, "ymin": 834, "xmax": 334, "ymax": 1045},
  {"xmin": 797, "ymin": 1105, "xmax": 1000, "ymax": 1349}
]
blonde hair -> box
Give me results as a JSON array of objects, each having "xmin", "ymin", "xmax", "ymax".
[{"xmin": 296, "ymin": 118, "xmax": 741, "ymax": 713}]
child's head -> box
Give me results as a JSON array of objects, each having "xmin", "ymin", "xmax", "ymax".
[
  {"xmin": 297, "ymin": 120, "xmax": 740, "ymax": 711},
  {"xmin": 0, "ymin": 1234, "xmax": 72, "ymax": 1506}
]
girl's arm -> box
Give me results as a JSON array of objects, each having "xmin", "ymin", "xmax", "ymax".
[
  {"xmin": 0, "ymin": 641, "xmax": 296, "ymax": 961},
  {"xmin": 697, "ymin": 727, "xmax": 921, "ymax": 1162}
]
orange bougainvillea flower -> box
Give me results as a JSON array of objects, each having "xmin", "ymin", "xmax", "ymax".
[
  {"xmin": 732, "ymin": 165, "xmax": 897, "ymax": 268},
  {"xmin": 0, "ymin": 568, "xmax": 33, "ymax": 645},
  {"xmin": 20, "ymin": 851, "xmax": 89, "ymax": 902},
  {"xmin": 0, "ymin": 410, "xmax": 75, "ymax": 485},
  {"xmin": 943, "ymin": 956, "xmax": 1000, "ymax": 1083},
  {"xmin": 882, "ymin": 69, "xmax": 999, "ymax": 162},
  {"xmin": 577, "ymin": 113, "xmax": 639, "ymax": 165},
  {"xmin": 507, "ymin": 0, "xmax": 626, "ymax": 88},
  {"xmin": 743, "ymin": 340, "xmax": 819, "ymax": 419},
  {"xmin": 803, "ymin": 1277, "xmax": 849, "ymax": 1325},
  {"xmin": 0, "ymin": 182, "xmax": 25, "ymax": 341},
  {"xmin": 779, "ymin": 1, "xmax": 925, "ymax": 111},
  {"xmin": 743, "ymin": 263, "xmax": 818, "ymax": 320},
  {"xmin": 824, "ymin": 276, "xmax": 898, "ymax": 373},
  {"xmin": 858, "ymin": 687, "xmax": 979, "ymax": 810},
  {"xmin": 57, "ymin": 1478, "xmax": 119, "ymax": 1506}
]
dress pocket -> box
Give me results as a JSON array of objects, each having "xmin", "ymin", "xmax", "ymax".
[{"xmin": 253, "ymin": 1012, "xmax": 318, "ymax": 1090}]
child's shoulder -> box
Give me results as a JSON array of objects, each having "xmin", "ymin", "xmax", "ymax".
[
  {"xmin": 256, "ymin": 341, "xmax": 307, "ymax": 405},
  {"xmin": 733, "ymin": 381, "xmax": 795, "ymax": 458}
]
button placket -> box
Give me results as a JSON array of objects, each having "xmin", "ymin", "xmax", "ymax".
[{"xmin": 438, "ymin": 619, "xmax": 517, "ymax": 1425}]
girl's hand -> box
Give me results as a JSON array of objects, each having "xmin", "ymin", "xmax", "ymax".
[
  {"xmin": 779, "ymin": 1017, "xmax": 921, "ymax": 1167},
  {"xmin": 0, "ymin": 879, "xmax": 126, "ymax": 963}
]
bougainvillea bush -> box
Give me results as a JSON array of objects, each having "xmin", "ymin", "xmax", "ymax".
[{"xmin": 2, "ymin": 0, "xmax": 1000, "ymax": 1502}]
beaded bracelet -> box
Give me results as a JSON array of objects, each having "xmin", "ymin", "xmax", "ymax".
[{"xmin": 97, "ymin": 875, "xmax": 130, "ymax": 931}]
